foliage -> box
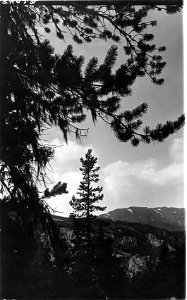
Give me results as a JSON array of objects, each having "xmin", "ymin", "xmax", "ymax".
[
  {"xmin": 70, "ymin": 149, "xmax": 105, "ymax": 216},
  {"xmin": 42, "ymin": 182, "xmax": 68, "ymax": 199},
  {"xmin": 70, "ymin": 149, "xmax": 105, "ymax": 247},
  {"xmin": 41, "ymin": 181, "xmax": 68, "ymax": 214}
]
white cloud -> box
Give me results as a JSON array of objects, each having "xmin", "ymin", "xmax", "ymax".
[
  {"xmin": 49, "ymin": 139, "xmax": 91, "ymax": 175},
  {"xmin": 46, "ymin": 171, "xmax": 82, "ymax": 217},
  {"xmin": 151, "ymin": 162, "xmax": 183, "ymax": 186},
  {"xmin": 169, "ymin": 137, "xmax": 183, "ymax": 162},
  {"xmin": 102, "ymin": 137, "xmax": 184, "ymax": 211}
]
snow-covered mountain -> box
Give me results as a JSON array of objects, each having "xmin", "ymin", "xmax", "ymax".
[{"xmin": 99, "ymin": 206, "xmax": 185, "ymax": 231}]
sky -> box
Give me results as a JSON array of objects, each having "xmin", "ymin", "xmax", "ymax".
[{"xmin": 40, "ymin": 7, "xmax": 184, "ymax": 217}]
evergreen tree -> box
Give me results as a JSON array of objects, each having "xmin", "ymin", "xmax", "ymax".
[
  {"xmin": 68, "ymin": 151, "xmax": 107, "ymax": 297},
  {"xmin": 70, "ymin": 149, "xmax": 106, "ymax": 247}
]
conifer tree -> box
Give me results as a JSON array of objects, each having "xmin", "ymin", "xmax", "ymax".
[{"xmin": 70, "ymin": 149, "xmax": 106, "ymax": 247}]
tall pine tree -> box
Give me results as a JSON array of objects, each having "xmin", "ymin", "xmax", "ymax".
[{"xmin": 70, "ymin": 149, "xmax": 106, "ymax": 248}]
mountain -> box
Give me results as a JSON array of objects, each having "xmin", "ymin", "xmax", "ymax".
[{"xmin": 98, "ymin": 206, "xmax": 185, "ymax": 231}]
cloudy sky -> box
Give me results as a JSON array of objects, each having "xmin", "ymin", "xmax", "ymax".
[{"xmin": 40, "ymin": 7, "xmax": 184, "ymax": 217}]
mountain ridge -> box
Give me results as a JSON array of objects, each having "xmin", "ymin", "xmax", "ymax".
[{"xmin": 98, "ymin": 206, "xmax": 185, "ymax": 232}]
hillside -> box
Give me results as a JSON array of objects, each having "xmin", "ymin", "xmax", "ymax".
[
  {"xmin": 52, "ymin": 213, "xmax": 185, "ymax": 298},
  {"xmin": 52, "ymin": 215, "xmax": 185, "ymax": 259},
  {"xmin": 98, "ymin": 206, "xmax": 185, "ymax": 231}
]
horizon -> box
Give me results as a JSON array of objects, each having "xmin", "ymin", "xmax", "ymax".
[{"xmin": 51, "ymin": 205, "xmax": 185, "ymax": 218}]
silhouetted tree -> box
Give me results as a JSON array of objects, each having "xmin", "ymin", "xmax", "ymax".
[{"xmin": 70, "ymin": 149, "xmax": 106, "ymax": 248}]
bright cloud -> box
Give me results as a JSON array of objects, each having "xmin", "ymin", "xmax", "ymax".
[
  {"xmin": 49, "ymin": 138, "xmax": 92, "ymax": 175},
  {"xmin": 46, "ymin": 171, "xmax": 82, "ymax": 217},
  {"xmin": 169, "ymin": 137, "xmax": 183, "ymax": 162},
  {"xmin": 102, "ymin": 137, "xmax": 184, "ymax": 211}
]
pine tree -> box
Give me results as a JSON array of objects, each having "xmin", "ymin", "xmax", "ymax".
[{"xmin": 70, "ymin": 149, "xmax": 106, "ymax": 248}]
